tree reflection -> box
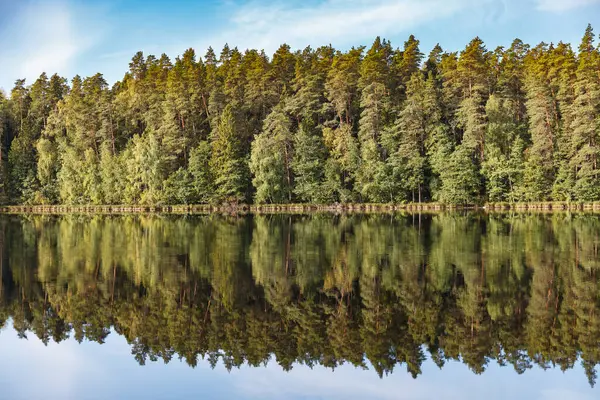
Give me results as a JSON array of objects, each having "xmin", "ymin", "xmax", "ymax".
[{"xmin": 0, "ymin": 213, "xmax": 599, "ymax": 386}]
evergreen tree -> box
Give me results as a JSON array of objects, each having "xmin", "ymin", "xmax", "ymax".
[
  {"xmin": 481, "ymin": 95, "xmax": 524, "ymax": 202},
  {"xmin": 522, "ymin": 48, "xmax": 557, "ymax": 201},
  {"xmin": 393, "ymin": 34, "xmax": 424, "ymax": 102},
  {"xmin": 99, "ymin": 144, "xmax": 124, "ymax": 205},
  {"xmin": 36, "ymin": 111, "xmax": 62, "ymax": 204},
  {"xmin": 322, "ymin": 124, "xmax": 360, "ymax": 202},
  {"xmin": 0, "ymin": 92, "xmax": 8, "ymax": 204},
  {"xmin": 439, "ymin": 144, "xmax": 481, "ymax": 205},
  {"xmin": 123, "ymin": 133, "xmax": 166, "ymax": 205},
  {"xmin": 456, "ymin": 37, "xmax": 490, "ymax": 162},
  {"xmin": 287, "ymin": 46, "xmax": 331, "ymax": 125},
  {"xmin": 188, "ymin": 140, "xmax": 213, "ymax": 203},
  {"xmin": 8, "ymin": 79, "xmax": 36, "ymax": 202},
  {"xmin": 386, "ymin": 73, "xmax": 429, "ymax": 203},
  {"xmin": 0, "ymin": 30, "xmax": 598, "ymax": 206},
  {"xmin": 422, "ymin": 73, "xmax": 449, "ymax": 201},
  {"xmin": 568, "ymin": 25, "xmax": 600, "ymax": 200},
  {"xmin": 326, "ymin": 47, "xmax": 363, "ymax": 126},
  {"xmin": 292, "ymin": 121, "xmax": 327, "ymax": 203},
  {"xmin": 210, "ymin": 104, "xmax": 248, "ymax": 203},
  {"xmin": 550, "ymin": 42, "xmax": 578, "ymax": 200},
  {"xmin": 356, "ymin": 37, "xmax": 393, "ymax": 202},
  {"xmin": 250, "ymin": 105, "xmax": 293, "ymax": 204}
]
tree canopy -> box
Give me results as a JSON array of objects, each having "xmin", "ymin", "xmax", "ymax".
[{"xmin": 2, "ymin": 26, "xmax": 600, "ymax": 205}]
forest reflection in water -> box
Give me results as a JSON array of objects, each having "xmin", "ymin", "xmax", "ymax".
[{"xmin": 0, "ymin": 212, "xmax": 599, "ymax": 387}]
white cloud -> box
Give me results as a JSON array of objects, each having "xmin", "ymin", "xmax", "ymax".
[
  {"xmin": 202, "ymin": 0, "xmax": 488, "ymax": 55},
  {"xmin": 535, "ymin": 0, "xmax": 600, "ymax": 12},
  {"xmin": 0, "ymin": 0, "xmax": 106, "ymax": 91},
  {"xmin": 0, "ymin": 321, "xmax": 98, "ymax": 399}
]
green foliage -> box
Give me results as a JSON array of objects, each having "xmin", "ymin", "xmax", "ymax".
[
  {"xmin": 481, "ymin": 95, "xmax": 525, "ymax": 202},
  {"xmin": 0, "ymin": 94, "xmax": 9, "ymax": 204},
  {"xmin": 99, "ymin": 144, "xmax": 124, "ymax": 205},
  {"xmin": 0, "ymin": 27, "xmax": 599, "ymax": 205},
  {"xmin": 439, "ymin": 145, "xmax": 481, "ymax": 204},
  {"xmin": 1, "ymin": 213, "xmax": 600, "ymax": 386},
  {"xmin": 57, "ymin": 143, "xmax": 85, "ymax": 204},
  {"xmin": 322, "ymin": 124, "xmax": 360, "ymax": 202},
  {"xmin": 292, "ymin": 122, "xmax": 327, "ymax": 203},
  {"xmin": 36, "ymin": 136, "xmax": 60, "ymax": 204},
  {"xmin": 386, "ymin": 73, "xmax": 430, "ymax": 202},
  {"xmin": 250, "ymin": 106, "xmax": 293, "ymax": 203},
  {"xmin": 187, "ymin": 140, "xmax": 213, "ymax": 203},
  {"xmin": 568, "ymin": 25, "xmax": 600, "ymax": 201},
  {"xmin": 124, "ymin": 133, "xmax": 167, "ymax": 205},
  {"xmin": 163, "ymin": 168, "xmax": 195, "ymax": 205},
  {"xmin": 8, "ymin": 134, "xmax": 38, "ymax": 203},
  {"xmin": 210, "ymin": 105, "xmax": 249, "ymax": 203}
]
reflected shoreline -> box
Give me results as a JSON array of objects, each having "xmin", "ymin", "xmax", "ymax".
[{"xmin": 0, "ymin": 213, "xmax": 599, "ymax": 386}]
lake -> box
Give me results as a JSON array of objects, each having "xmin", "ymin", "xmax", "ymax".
[{"xmin": 0, "ymin": 213, "xmax": 598, "ymax": 399}]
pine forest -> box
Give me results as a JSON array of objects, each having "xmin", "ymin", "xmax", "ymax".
[{"xmin": 1, "ymin": 25, "xmax": 600, "ymax": 206}]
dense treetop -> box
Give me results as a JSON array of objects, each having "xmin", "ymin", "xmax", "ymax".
[{"xmin": 1, "ymin": 25, "xmax": 600, "ymax": 205}]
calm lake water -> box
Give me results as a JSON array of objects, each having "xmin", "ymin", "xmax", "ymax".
[{"xmin": 0, "ymin": 213, "xmax": 599, "ymax": 399}]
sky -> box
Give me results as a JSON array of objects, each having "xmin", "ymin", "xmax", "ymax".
[
  {"xmin": 0, "ymin": 322, "xmax": 597, "ymax": 399},
  {"xmin": 0, "ymin": 0, "xmax": 600, "ymax": 93}
]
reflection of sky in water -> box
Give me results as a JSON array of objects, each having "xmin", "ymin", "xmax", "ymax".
[{"xmin": 0, "ymin": 323, "xmax": 595, "ymax": 400}]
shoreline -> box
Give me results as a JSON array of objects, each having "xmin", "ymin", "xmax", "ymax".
[{"xmin": 2, "ymin": 202, "xmax": 600, "ymax": 214}]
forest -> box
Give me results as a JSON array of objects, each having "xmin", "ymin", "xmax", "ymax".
[
  {"xmin": 0, "ymin": 25, "xmax": 599, "ymax": 205},
  {"xmin": 1, "ymin": 213, "xmax": 599, "ymax": 385}
]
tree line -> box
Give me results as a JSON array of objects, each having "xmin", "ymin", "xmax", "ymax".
[
  {"xmin": 1, "ymin": 213, "xmax": 599, "ymax": 385},
  {"xmin": 1, "ymin": 25, "xmax": 600, "ymax": 205}
]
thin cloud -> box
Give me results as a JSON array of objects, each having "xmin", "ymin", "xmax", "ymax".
[
  {"xmin": 535, "ymin": 0, "xmax": 600, "ymax": 12},
  {"xmin": 202, "ymin": 0, "xmax": 486, "ymax": 54},
  {"xmin": 0, "ymin": 0, "xmax": 106, "ymax": 91}
]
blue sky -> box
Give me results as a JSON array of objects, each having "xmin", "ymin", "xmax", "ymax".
[{"xmin": 0, "ymin": 0, "xmax": 599, "ymax": 93}]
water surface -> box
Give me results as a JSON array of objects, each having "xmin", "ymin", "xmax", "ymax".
[{"xmin": 0, "ymin": 213, "xmax": 598, "ymax": 399}]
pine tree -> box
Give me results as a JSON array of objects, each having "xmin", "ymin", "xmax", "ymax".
[
  {"xmin": 292, "ymin": 121, "xmax": 327, "ymax": 203},
  {"xmin": 456, "ymin": 37, "xmax": 490, "ymax": 162},
  {"xmin": 386, "ymin": 73, "xmax": 428, "ymax": 202},
  {"xmin": 0, "ymin": 31, "xmax": 598, "ymax": 206},
  {"xmin": 36, "ymin": 111, "xmax": 62, "ymax": 204},
  {"xmin": 99, "ymin": 143, "xmax": 123, "ymax": 205},
  {"xmin": 188, "ymin": 140, "xmax": 213, "ymax": 203},
  {"xmin": 481, "ymin": 95, "xmax": 524, "ymax": 202},
  {"xmin": 568, "ymin": 25, "xmax": 600, "ymax": 200},
  {"xmin": 57, "ymin": 142, "xmax": 85, "ymax": 204},
  {"xmin": 271, "ymin": 44, "xmax": 297, "ymax": 98},
  {"xmin": 243, "ymin": 49, "xmax": 277, "ymax": 137},
  {"xmin": 439, "ymin": 144, "xmax": 481, "ymax": 205},
  {"xmin": 0, "ymin": 93, "xmax": 8, "ymax": 204},
  {"xmin": 286, "ymin": 46, "xmax": 329, "ymax": 124},
  {"xmin": 123, "ymin": 133, "xmax": 166, "ymax": 205},
  {"xmin": 551, "ymin": 42, "xmax": 578, "ymax": 201},
  {"xmin": 393, "ymin": 35, "xmax": 424, "ymax": 102},
  {"xmin": 210, "ymin": 104, "xmax": 249, "ymax": 203},
  {"xmin": 523, "ymin": 48, "xmax": 557, "ymax": 201},
  {"xmin": 498, "ymin": 39, "xmax": 529, "ymax": 123},
  {"xmin": 322, "ymin": 124, "xmax": 360, "ymax": 202},
  {"xmin": 250, "ymin": 105, "xmax": 293, "ymax": 204},
  {"xmin": 8, "ymin": 78, "xmax": 37, "ymax": 202},
  {"xmin": 422, "ymin": 73, "xmax": 450, "ymax": 201},
  {"xmin": 434, "ymin": 38, "xmax": 490, "ymax": 204},
  {"xmin": 356, "ymin": 37, "xmax": 393, "ymax": 202},
  {"xmin": 326, "ymin": 47, "xmax": 363, "ymax": 126}
]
